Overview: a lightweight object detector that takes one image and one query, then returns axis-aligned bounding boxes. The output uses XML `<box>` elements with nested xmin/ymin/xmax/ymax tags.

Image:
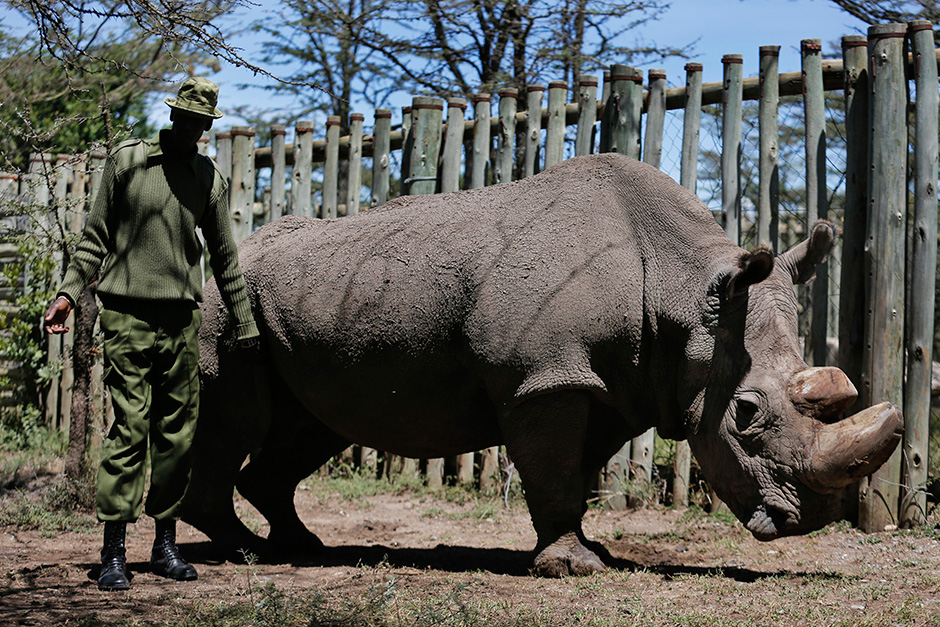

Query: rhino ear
<box><xmin>720</xmin><ymin>246</ymin><xmax>775</xmax><ymax>300</ymax></box>
<box><xmin>776</xmin><ymin>220</ymin><xmax>839</xmax><ymax>285</ymax></box>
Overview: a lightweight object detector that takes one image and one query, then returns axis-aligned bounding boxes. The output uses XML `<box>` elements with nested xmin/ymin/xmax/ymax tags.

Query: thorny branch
<box><xmin>7</xmin><ymin>0</ymin><xmax>330</xmax><ymax>92</ymax></box>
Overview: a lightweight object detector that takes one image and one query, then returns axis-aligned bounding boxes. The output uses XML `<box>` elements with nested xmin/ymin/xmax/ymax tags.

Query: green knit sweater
<box><xmin>58</xmin><ymin>131</ymin><xmax>259</xmax><ymax>340</ymax></box>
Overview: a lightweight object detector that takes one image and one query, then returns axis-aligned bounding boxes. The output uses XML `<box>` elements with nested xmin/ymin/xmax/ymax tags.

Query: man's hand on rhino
<box><xmin>43</xmin><ymin>296</ymin><xmax>72</xmax><ymax>334</ymax></box>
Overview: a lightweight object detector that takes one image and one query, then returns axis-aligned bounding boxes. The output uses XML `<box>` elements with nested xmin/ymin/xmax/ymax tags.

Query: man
<box><xmin>43</xmin><ymin>77</ymin><xmax>259</xmax><ymax>591</ymax></box>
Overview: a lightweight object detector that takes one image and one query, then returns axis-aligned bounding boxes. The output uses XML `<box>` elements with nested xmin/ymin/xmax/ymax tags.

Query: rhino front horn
<box><xmin>803</xmin><ymin>402</ymin><xmax>903</xmax><ymax>494</ymax></box>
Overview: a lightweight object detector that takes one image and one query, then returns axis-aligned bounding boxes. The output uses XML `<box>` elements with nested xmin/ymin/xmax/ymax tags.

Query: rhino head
<box><xmin>682</xmin><ymin>220</ymin><xmax>902</xmax><ymax>539</ymax></box>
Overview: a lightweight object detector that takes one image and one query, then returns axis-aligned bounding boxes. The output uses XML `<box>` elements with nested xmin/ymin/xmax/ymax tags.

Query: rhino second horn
<box><xmin>788</xmin><ymin>367</ymin><xmax>858</xmax><ymax>421</ymax></box>
<box><xmin>803</xmin><ymin>401</ymin><xmax>903</xmax><ymax>494</ymax></box>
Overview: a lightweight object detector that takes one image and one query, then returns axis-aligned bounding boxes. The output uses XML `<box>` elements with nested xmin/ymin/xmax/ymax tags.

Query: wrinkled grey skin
<box><xmin>183</xmin><ymin>153</ymin><xmax>901</xmax><ymax>577</ymax></box>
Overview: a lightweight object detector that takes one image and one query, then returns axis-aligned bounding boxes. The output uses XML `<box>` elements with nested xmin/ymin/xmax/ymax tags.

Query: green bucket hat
<box><xmin>164</xmin><ymin>77</ymin><xmax>224</xmax><ymax>119</ymax></box>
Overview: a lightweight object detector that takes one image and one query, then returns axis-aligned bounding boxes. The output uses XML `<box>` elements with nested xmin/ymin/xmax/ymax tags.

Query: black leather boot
<box><xmin>98</xmin><ymin>521</ymin><xmax>130</xmax><ymax>591</ymax></box>
<box><xmin>150</xmin><ymin>519</ymin><xmax>198</xmax><ymax>581</ymax></box>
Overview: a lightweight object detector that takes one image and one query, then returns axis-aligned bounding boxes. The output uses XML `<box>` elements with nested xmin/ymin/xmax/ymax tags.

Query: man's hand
<box><xmin>239</xmin><ymin>337</ymin><xmax>259</xmax><ymax>349</ymax></box>
<box><xmin>43</xmin><ymin>296</ymin><xmax>72</xmax><ymax>334</ymax></box>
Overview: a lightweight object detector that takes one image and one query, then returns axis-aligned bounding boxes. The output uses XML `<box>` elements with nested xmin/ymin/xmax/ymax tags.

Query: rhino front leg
<box><xmin>501</xmin><ymin>390</ymin><xmax>606</xmax><ymax>577</ymax></box>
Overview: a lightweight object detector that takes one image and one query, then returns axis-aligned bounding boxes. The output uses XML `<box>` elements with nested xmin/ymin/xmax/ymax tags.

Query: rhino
<box><xmin>183</xmin><ymin>153</ymin><xmax>902</xmax><ymax>577</ymax></box>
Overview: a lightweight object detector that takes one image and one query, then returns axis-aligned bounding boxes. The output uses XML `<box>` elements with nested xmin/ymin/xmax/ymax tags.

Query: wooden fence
<box><xmin>8</xmin><ymin>22</ymin><xmax>938</xmax><ymax>531</ymax></box>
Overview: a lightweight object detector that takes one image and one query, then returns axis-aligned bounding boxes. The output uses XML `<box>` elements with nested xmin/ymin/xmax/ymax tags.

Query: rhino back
<box><xmin>218</xmin><ymin>154</ymin><xmax>734</xmax><ymax>449</ymax></box>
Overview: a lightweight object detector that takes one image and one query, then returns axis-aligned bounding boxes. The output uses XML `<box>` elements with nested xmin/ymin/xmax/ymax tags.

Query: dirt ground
<box><xmin>3</xmin><ymin>475</ymin><xmax>940</xmax><ymax>626</ymax></box>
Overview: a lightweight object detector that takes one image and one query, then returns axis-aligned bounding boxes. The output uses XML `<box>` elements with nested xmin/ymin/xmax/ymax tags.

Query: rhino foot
<box><xmin>184</xmin><ymin>512</ymin><xmax>268</xmax><ymax>562</ymax></box>
<box><xmin>532</xmin><ymin>531</ymin><xmax>607</xmax><ymax>577</ymax></box>
<box><xmin>267</xmin><ymin>525</ymin><xmax>325</xmax><ymax>558</ymax></box>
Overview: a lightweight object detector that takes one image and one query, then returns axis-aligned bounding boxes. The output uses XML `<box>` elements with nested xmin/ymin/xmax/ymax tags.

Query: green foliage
<box><xmin>0</xmin><ymin>38</ymin><xmax>159</xmax><ymax>172</ymax></box>
<box><xmin>0</xmin><ymin>1</ymin><xmax>233</xmax><ymax>171</ymax></box>
<box><xmin>0</xmin><ymin>234</ymin><xmax>57</xmax><ymax>439</ymax></box>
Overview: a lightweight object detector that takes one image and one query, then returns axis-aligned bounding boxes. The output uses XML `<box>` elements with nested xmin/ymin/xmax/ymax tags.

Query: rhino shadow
<box><xmin>177</xmin><ymin>540</ymin><xmax>850</xmax><ymax>584</ymax></box>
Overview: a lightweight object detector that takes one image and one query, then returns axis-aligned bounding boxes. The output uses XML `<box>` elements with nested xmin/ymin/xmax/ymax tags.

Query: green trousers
<box><xmin>96</xmin><ymin>299</ymin><xmax>202</xmax><ymax>522</ymax></box>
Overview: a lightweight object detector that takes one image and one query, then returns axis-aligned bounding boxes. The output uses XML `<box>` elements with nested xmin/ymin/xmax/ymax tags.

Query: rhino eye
<box><xmin>734</xmin><ymin>398</ymin><xmax>761</xmax><ymax>430</ymax></box>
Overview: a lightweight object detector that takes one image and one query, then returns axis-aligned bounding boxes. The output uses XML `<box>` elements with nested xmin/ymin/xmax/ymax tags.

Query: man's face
<box><xmin>169</xmin><ymin>110</ymin><xmax>212</xmax><ymax>151</ymax></box>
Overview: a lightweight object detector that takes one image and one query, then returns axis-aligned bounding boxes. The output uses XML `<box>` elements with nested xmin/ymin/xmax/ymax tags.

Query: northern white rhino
<box><xmin>183</xmin><ymin>153</ymin><xmax>901</xmax><ymax>577</ymax></box>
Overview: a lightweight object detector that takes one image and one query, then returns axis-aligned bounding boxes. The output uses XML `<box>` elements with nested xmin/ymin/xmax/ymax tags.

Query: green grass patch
<box><xmin>0</xmin><ymin>487</ymin><xmax>97</xmax><ymax>536</ymax></box>
<box><xmin>302</xmin><ymin>463</ymin><xmax>525</xmax><ymax>516</ymax></box>
<box><xmin>0</xmin><ymin>419</ymin><xmax>67</xmax><ymax>487</ymax></box>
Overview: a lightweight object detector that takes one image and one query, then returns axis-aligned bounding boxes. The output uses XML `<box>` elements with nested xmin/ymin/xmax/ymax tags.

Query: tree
<box><xmin>257</xmin><ymin>0</ymin><xmax>393</xmax><ymax>126</ymax></box>
<box><xmin>256</xmin><ymin>0</ymin><xmax>692</xmax><ymax>122</ymax></box>
<box><xmin>830</xmin><ymin>0</ymin><xmax>940</xmax><ymax>43</ymax></box>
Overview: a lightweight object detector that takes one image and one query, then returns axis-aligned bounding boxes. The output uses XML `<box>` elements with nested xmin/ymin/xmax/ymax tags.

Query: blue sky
<box><xmin>194</xmin><ymin>0</ymin><xmax>871</xmax><ymax>129</ymax></box>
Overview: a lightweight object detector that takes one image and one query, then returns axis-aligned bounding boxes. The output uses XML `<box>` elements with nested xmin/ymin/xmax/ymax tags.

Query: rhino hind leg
<box><xmin>500</xmin><ymin>390</ymin><xmax>607</xmax><ymax>577</ymax></box>
<box><xmin>235</xmin><ymin>386</ymin><xmax>351</xmax><ymax>558</ymax></box>
<box><xmin>184</xmin><ymin>307</ymin><xmax>275</xmax><ymax>560</ymax></box>
<box><xmin>182</xmin><ymin>391</ymin><xmax>270</xmax><ymax>559</ymax></box>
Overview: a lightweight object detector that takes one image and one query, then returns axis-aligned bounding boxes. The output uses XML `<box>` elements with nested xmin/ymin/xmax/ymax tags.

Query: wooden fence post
<box><xmin>372</xmin><ymin>110</ymin><xmax>391</xmax><ymax>207</ymax></box>
<box><xmin>470</xmin><ymin>94</ymin><xmax>491</xmax><ymax>188</ymax></box>
<box><xmin>597</xmin><ymin>64</ymin><xmax>641</xmax><ymax>510</ymax></box>
<box><xmin>402</xmin><ymin>96</ymin><xmax>445</xmax><ymax>485</ymax></box>
<box><xmin>65</xmin><ymin>155</ymin><xmax>85</xmax><ymax>236</ymax></box>
<box><xmin>270</xmin><ymin>125</ymin><xmax>287</xmax><ymax>221</ymax></box>
<box><xmin>642</xmin><ymin>69</ymin><xmax>666</xmax><ymax>167</ymax></box>
<box><xmin>721</xmin><ymin>54</ymin><xmax>743</xmax><ymax>245</ymax></box>
<box><xmin>400</xmin><ymin>106</ymin><xmax>413</xmax><ymax>197</ymax></box>
<box><xmin>802</xmin><ymin>39</ymin><xmax>829</xmax><ymax>367</ymax></box>
<box><xmin>600</xmin><ymin>65</ymin><xmax>642</xmax><ymax>158</ymax></box>
<box><xmin>292</xmin><ymin>121</ymin><xmax>315</xmax><ymax>218</ymax></box>
<box><xmin>346</xmin><ymin>113</ymin><xmax>364</xmax><ymax>216</ymax></box>
<box><xmin>575</xmin><ymin>76</ymin><xmax>599</xmax><ymax>157</ymax></box>
<box><xmin>323</xmin><ymin>116</ymin><xmax>340</xmax><ymax>218</ymax></box>
<box><xmin>359</xmin><ymin>137</ymin><xmax>381</xmax><ymax>459</ymax></box>
<box><xmin>478</xmin><ymin>96</ymin><xmax>502</xmax><ymax>486</ymax></box>
<box><xmin>53</xmin><ymin>154</ymin><xmax>69</xmax><ymax>219</ymax></box>
<box><xmin>859</xmin><ymin>23</ymin><xmax>908</xmax><ymax>533</ymax></box>
<box><xmin>496</xmin><ymin>89</ymin><xmax>518</xmax><ymax>184</ymax></box>
<box><xmin>524</xmin><ymin>85</ymin><xmax>545</xmax><ymax>177</ymax></box>
<box><xmin>45</xmin><ymin>155</ymin><xmax>72</xmax><ymax>430</ymax></box>
<box><xmin>598</xmin><ymin>74</ymin><xmax>636</xmax><ymax>510</ymax></box>
<box><xmin>442</xmin><ymin>98</ymin><xmax>467</xmax><ymax>193</ymax></box>
<box><xmin>679</xmin><ymin>63</ymin><xmax>703</xmax><ymax>192</ymax></box>
<box><xmin>758</xmin><ymin>46</ymin><xmax>780</xmax><ymax>252</ymax></box>
<box><xmin>900</xmin><ymin>20</ymin><xmax>938</xmax><ymax>528</ymax></box>
<box><xmin>545</xmin><ymin>81</ymin><xmax>567</xmax><ymax>168</ymax></box>
<box><xmin>216</xmin><ymin>131</ymin><xmax>232</xmax><ymax>182</ymax></box>
<box><xmin>838</xmin><ymin>35</ymin><xmax>869</xmax><ymax>408</ymax></box>
<box><xmin>672</xmin><ymin>62</ymin><xmax>704</xmax><ymax>509</ymax></box>
<box><xmin>626</xmin><ymin>68</ymin><xmax>666</xmax><ymax>506</ymax></box>
<box><xmin>230</xmin><ymin>126</ymin><xmax>256</xmax><ymax>243</ymax></box>
<box><xmin>456</xmin><ymin>95</ymin><xmax>492</xmax><ymax>485</ymax></box>
<box><xmin>406</xmin><ymin>96</ymin><xmax>444</xmax><ymax>196</ymax></box>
